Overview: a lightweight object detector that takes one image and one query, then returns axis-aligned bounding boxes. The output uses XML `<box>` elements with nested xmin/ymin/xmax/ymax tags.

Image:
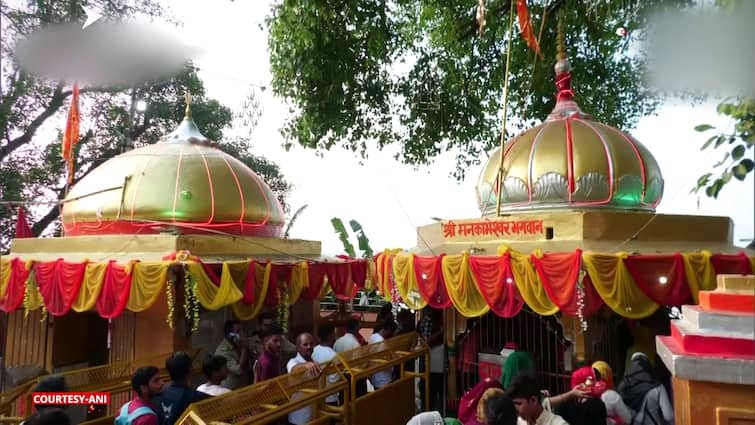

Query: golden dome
<box><xmin>477</xmin><ymin>47</ymin><xmax>663</xmax><ymax>215</ymax></box>
<box><xmin>61</xmin><ymin>103</ymin><xmax>285</xmax><ymax>237</ymax></box>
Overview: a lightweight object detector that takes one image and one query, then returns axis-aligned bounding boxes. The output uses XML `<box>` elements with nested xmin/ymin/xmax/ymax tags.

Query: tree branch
<box><xmin>0</xmin><ymin>83</ymin><xmax>129</xmax><ymax>162</ymax></box>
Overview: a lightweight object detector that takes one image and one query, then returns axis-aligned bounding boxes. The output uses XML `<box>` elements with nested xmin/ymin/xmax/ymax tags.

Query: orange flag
<box><xmin>517</xmin><ymin>0</ymin><xmax>543</xmax><ymax>59</ymax></box>
<box><xmin>62</xmin><ymin>83</ymin><xmax>80</xmax><ymax>185</ymax></box>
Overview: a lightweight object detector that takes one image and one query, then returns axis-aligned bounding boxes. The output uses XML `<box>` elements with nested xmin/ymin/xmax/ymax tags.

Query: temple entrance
<box><xmin>51</xmin><ymin>312</ymin><xmax>108</xmax><ymax>372</ymax></box>
<box><xmin>455</xmin><ymin>307</ymin><xmax>571</xmax><ymax>397</ymax></box>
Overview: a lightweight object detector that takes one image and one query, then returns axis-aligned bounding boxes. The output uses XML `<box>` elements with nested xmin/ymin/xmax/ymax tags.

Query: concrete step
<box><xmin>670</xmin><ymin>320</ymin><xmax>755</xmax><ymax>358</ymax></box>
<box><xmin>681</xmin><ymin>305</ymin><xmax>755</xmax><ymax>338</ymax></box>
<box><xmin>699</xmin><ymin>290</ymin><xmax>755</xmax><ymax>314</ymax></box>
<box><xmin>656</xmin><ymin>335</ymin><xmax>755</xmax><ymax>385</ymax></box>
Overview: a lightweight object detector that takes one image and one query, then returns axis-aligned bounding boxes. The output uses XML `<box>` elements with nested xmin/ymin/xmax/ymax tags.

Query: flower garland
<box><xmin>22</xmin><ymin>272</ymin><xmax>46</xmax><ymax>323</ymax></box>
<box><xmin>277</xmin><ymin>281</ymin><xmax>290</xmax><ymax>333</ymax></box>
<box><xmin>576</xmin><ymin>269</ymin><xmax>588</xmax><ymax>332</ymax></box>
<box><xmin>165</xmin><ymin>273</ymin><xmax>176</xmax><ymax>329</ymax></box>
<box><xmin>182</xmin><ymin>266</ymin><xmax>200</xmax><ymax>333</ymax></box>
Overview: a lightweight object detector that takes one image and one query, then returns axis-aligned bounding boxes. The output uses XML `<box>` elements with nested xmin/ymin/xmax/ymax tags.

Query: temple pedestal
<box><xmin>657</xmin><ymin>274</ymin><xmax>755</xmax><ymax>425</ymax></box>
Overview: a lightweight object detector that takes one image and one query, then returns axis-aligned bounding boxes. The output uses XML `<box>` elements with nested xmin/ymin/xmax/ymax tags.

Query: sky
<box><xmin>150</xmin><ymin>0</ymin><xmax>753</xmax><ymax>256</ymax></box>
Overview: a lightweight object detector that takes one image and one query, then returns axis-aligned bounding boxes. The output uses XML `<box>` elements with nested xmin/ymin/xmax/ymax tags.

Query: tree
<box><xmin>267</xmin><ymin>0</ymin><xmax>692</xmax><ymax>179</ymax></box>
<box><xmin>693</xmin><ymin>98</ymin><xmax>754</xmax><ymax>198</ymax></box>
<box><xmin>0</xmin><ymin>1</ymin><xmax>291</xmax><ymax>253</ymax></box>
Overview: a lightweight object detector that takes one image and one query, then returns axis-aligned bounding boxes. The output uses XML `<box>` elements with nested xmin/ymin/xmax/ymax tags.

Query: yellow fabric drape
<box><xmin>392</xmin><ymin>254</ymin><xmax>428</xmax><ymax>310</ymax></box>
<box><xmin>24</xmin><ymin>271</ymin><xmax>44</xmax><ymax>311</ymax></box>
<box><xmin>232</xmin><ymin>262</ymin><xmax>271</xmax><ymax>320</ymax></box>
<box><xmin>288</xmin><ymin>262</ymin><xmax>308</xmax><ymax>305</ymax></box>
<box><xmin>188</xmin><ymin>262</ymin><xmax>243</xmax><ymax>311</ymax></box>
<box><xmin>498</xmin><ymin>246</ymin><xmax>559</xmax><ymax>315</ymax></box>
<box><xmin>0</xmin><ymin>257</ymin><xmax>10</xmax><ymax>301</ymax></box>
<box><xmin>583</xmin><ymin>252</ymin><xmax>659</xmax><ymax>319</ymax></box>
<box><xmin>441</xmin><ymin>254</ymin><xmax>489</xmax><ymax>317</ymax></box>
<box><xmin>127</xmin><ymin>262</ymin><xmax>169</xmax><ymax>312</ymax></box>
<box><xmin>365</xmin><ymin>259</ymin><xmax>377</xmax><ymax>291</ymax></box>
<box><xmin>73</xmin><ymin>262</ymin><xmax>107</xmax><ymax>312</ymax></box>
<box><xmin>681</xmin><ymin>251</ymin><xmax>717</xmax><ymax>303</ymax></box>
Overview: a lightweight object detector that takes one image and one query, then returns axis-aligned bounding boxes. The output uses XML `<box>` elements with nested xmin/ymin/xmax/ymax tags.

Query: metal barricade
<box><xmin>175</xmin><ymin>361</ymin><xmax>348</xmax><ymax>425</ymax></box>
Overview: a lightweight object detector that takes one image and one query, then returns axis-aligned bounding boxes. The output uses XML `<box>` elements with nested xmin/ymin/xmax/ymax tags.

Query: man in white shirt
<box><xmin>506</xmin><ymin>374</ymin><xmax>568</xmax><ymax>425</ymax></box>
<box><xmin>287</xmin><ymin>333</ymin><xmax>321</xmax><ymax>425</ymax></box>
<box><xmin>368</xmin><ymin>320</ymin><xmax>397</xmax><ymax>390</ymax></box>
<box><xmin>311</xmin><ymin>324</ymin><xmax>339</xmax><ymax>406</ymax></box>
<box><xmin>196</xmin><ymin>354</ymin><xmax>231</xmax><ymax>396</ymax></box>
<box><xmin>333</xmin><ymin>319</ymin><xmax>362</xmax><ymax>353</ymax></box>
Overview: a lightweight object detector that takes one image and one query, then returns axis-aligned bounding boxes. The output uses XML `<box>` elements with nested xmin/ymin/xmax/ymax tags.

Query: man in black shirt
<box><xmin>155</xmin><ymin>352</ymin><xmax>211</xmax><ymax>425</ymax></box>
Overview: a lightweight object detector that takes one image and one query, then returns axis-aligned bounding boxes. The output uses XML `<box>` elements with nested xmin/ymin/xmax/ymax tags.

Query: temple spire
<box><xmin>184</xmin><ymin>90</ymin><xmax>192</xmax><ymax>119</ymax></box>
<box><xmin>545</xmin><ymin>16</ymin><xmax>589</xmax><ymax>121</ymax></box>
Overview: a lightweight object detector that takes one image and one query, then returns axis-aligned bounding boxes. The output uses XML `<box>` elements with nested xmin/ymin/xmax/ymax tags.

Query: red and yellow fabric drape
<box><xmin>0</xmin><ymin>255</ymin><xmax>370</xmax><ymax>321</ymax></box>
<box><xmin>374</xmin><ymin>249</ymin><xmax>754</xmax><ymax>319</ymax></box>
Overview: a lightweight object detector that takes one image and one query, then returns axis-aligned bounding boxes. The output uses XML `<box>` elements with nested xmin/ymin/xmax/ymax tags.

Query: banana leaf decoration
<box><xmin>331</xmin><ymin>217</ymin><xmax>357</xmax><ymax>257</ymax></box>
<box><xmin>349</xmin><ymin>219</ymin><xmax>374</xmax><ymax>258</ymax></box>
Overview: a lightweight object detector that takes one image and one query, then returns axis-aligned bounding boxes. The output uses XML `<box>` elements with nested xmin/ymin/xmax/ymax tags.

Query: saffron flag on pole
<box><xmin>62</xmin><ymin>82</ymin><xmax>80</xmax><ymax>185</ymax></box>
<box><xmin>15</xmin><ymin>207</ymin><xmax>33</xmax><ymax>238</ymax></box>
<box><xmin>516</xmin><ymin>0</ymin><xmax>543</xmax><ymax>59</ymax></box>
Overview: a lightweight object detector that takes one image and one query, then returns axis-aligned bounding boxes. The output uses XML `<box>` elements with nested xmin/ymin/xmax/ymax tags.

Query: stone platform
<box><xmin>657</xmin><ymin>274</ymin><xmax>755</xmax><ymax>425</ymax></box>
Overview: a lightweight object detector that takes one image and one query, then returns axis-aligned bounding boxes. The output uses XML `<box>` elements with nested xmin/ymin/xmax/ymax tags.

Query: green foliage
<box><xmin>692</xmin><ymin>98</ymin><xmax>754</xmax><ymax>199</ymax></box>
<box><xmin>349</xmin><ymin>219</ymin><xmax>374</xmax><ymax>258</ymax></box>
<box><xmin>284</xmin><ymin>204</ymin><xmax>308</xmax><ymax>238</ymax></box>
<box><xmin>330</xmin><ymin>217</ymin><xmax>357</xmax><ymax>257</ymax></box>
<box><xmin>267</xmin><ymin>0</ymin><xmax>692</xmax><ymax>179</ymax></box>
<box><xmin>330</xmin><ymin>217</ymin><xmax>374</xmax><ymax>258</ymax></box>
<box><xmin>0</xmin><ymin>0</ymin><xmax>291</xmax><ymax>253</ymax></box>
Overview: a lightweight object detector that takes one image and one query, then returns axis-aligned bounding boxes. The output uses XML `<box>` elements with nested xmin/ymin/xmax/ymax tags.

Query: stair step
<box><xmin>698</xmin><ymin>290</ymin><xmax>754</xmax><ymax>314</ymax></box>
<box><xmin>681</xmin><ymin>305</ymin><xmax>755</xmax><ymax>337</ymax></box>
<box><xmin>670</xmin><ymin>320</ymin><xmax>755</xmax><ymax>358</ymax></box>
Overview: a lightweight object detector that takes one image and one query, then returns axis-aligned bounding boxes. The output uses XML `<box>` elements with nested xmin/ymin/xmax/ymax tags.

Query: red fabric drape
<box><xmin>624</xmin><ymin>253</ymin><xmax>690</xmax><ymax>306</ymax></box>
<box><xmin>350</xmin><ymin>261</ymin><xmax>368</xmax><ymax>289</ymax></box>
<box><xmin>469</xmin><ymin>254</ymin><xmax>524</xmax><ymax>318</ymax></box>
<box><xmin>300</xmin><ymin>263</ymin><xmax>328</xmax><ymax>301</ymax></box>
<box><xmin>15</xmin><ymin>207</ymin><xmax>33</xmax><ymax>238</ymax></box>
<box><xmin>326</xmin><ymin>263</ymin><xmax>354</xmax><ymax>301</ymax></box>
<box><xmin>264</xmin><ymin>264</ymin><xmax>291</xmax><ymax>308</ymax></box>
<box><xmin>239</xmin><ymin>261</ymin><xmax>257</xmax><ymax>305</ymax></box>
<box><xmin>34</xmin><ymin>259</ymin><xmax>87</xmax><ymax>316</ymax></box>
<box><xmin>711</xmin><ymin>252</ymin><xmax>753</xmax><ymax>275</ymax></box>
<box><xmin>96</xmin><ymin>261</ymin><xmax>132</xmax><ymax>318</ymax></box>
<box><xmin>414</xmin><ymin>255</ymin><xmax>452</xmax><ymax>308</ymax></box>
<box><xmin>1</xmin><ymin>258</ymin><xmax>31</xmax><ymax>312</ymax></box>
<box><xmin>532</xmin><ymin>250</ymin><xmax>602</xmax><ymax>316</ymax></box>
<box><xmin>201</xmin><ymin>262</ymin><xmax>222</xmax><ymax>286</ymax></box>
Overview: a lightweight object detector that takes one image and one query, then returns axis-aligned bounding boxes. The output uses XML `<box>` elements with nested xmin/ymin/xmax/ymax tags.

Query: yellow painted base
<box><xmin>673</xmin><ymin>378</ymin><xmax>755</xmax><ymax>425</ymax></box>
<box><xmin>9</xmin><ymin>233</ymin><xmax>322</xmax><ymax>262</ymax></box>
<box><xmin>416</xmin><ymin>210</ymin><xmax>743</xmax><ymax>255</ymax></box>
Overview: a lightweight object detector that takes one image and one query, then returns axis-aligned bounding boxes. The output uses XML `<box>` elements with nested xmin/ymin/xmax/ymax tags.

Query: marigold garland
<box><xmin>23</xmin><ymin>272</ymin><xmax>36</xmax><ymax>319</ymax></box>
<box><xmin>576</xmin><ymin>269</ymin><xmax>588</xmax><ymax>332</ymax></box>
<box><xmin>165</xmin><ymin>274</ymin><xmax>176</xmax><ymax>329</ymax></box>
<box><xmin>182</xmin><ymin>265</ymin><xmax>200</xmax><ymax>333</ymax></box>
<box><xmin>277</xmin><ymin>281</ymin><xmax>290</xmax><ymax>333</ymax></box>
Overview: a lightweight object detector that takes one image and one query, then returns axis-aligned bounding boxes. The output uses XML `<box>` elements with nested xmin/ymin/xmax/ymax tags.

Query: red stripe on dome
<box><xmin>599</xmin><ymin>122</ymin><xmax>647</xmax><ymax>202</ymax></box>
<box><xmin>195</xmin><ymin>146</ymin><xmax>216</xmax><ymax>224</ymax></box>
<box><xmin>221</xmin><ymin>156</ymin><xmax>246</xmax><ymax>224</ymax></box>
<box><xmin>573</xmin><ymin>118</ymin><xmax>614</xmax><ymax>205</ymax></box>
<box><xmin>243</xmin><ymin>161</ymin><xmax>271</xmax><ymax>226</ymax></box>
<box><xmin>129</xmin><ymin>153</ymin><xmax>157</xmax><ymax>221</ymax></box>
<box><xmin>565</xmin><ymin>118</ymin><xmax>575</xmax><ymax>200</ymax></box>
<box><xmin>64</xmin><ymin>220</ymin><xmax>283</xmax><ymax>237</ymax></box>
<box><xmin>172</xmin><ymin>148</ymin><xmax>185</xmax><ymax>222</ymax></box>
<box><xmin>526</xmin><ymin>124</ymin><xmax>549</xmax><ymax>203</ymax></box>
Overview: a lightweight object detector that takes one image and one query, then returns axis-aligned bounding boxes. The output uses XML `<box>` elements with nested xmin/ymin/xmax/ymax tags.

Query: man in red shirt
<box><xmin>253</xmin><ymin>325</ymin><xmax>284</xmax><ymax>383</ymax></box>
<box><xmin>116</xmin><ymin>366</ymin><xmax>163</xmax><ymax>425</ymax></box>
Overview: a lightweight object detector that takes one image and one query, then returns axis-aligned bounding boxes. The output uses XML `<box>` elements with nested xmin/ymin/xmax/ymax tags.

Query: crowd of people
<box><xmin>20</xmin><ymin>303</ymin><xmax>673</xmax><ymax>425</ymax></box>
<box><xmin>411</xmin><ymin>348</ymin><xmax>674</xmax><ymax>425</ymax></box>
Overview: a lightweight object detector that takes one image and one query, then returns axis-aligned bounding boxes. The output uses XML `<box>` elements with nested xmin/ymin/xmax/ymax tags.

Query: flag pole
<box><xmin>495</xmin><ymin>0</ymin><xmax>517</xmax><ymax>217</ymax></box>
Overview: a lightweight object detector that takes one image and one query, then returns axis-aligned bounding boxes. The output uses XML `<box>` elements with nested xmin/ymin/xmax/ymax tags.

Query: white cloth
<box><xmin>516</xmin><ymin>408</ymin><xmax>569</xmax><ymax>425</ymax></box>
<box><xmin>287</xmin><ymin>353</ymin><xmax>313</xmax><ymax>425</ymax></box>
<box><xmin>602</xmin><ymin>389</ymin><xmax>632</xmax><ymax>425</ymax></box>
<box><xmin>334</xmin><ymin>333</ymin><xmax>360</xmax><ymax>353</ymax></box>
<box><xmin>196</xmin><ymin>383</ymin><xmax>230</xmax><ymax>396</ymax></box>
<box><xmin>368</xmin><ymin>333</ymin><xmax>392</xmax><ymax>389</ymax></box>
<box><xmin>406</xmin><ymin>411</ymin><xmax>443</xmax><ymax>425</ymax></box>
<box><xmin>312</xmin><ymin>345</ymin><xmax>339</xmax><ymax>404</ymax></box>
